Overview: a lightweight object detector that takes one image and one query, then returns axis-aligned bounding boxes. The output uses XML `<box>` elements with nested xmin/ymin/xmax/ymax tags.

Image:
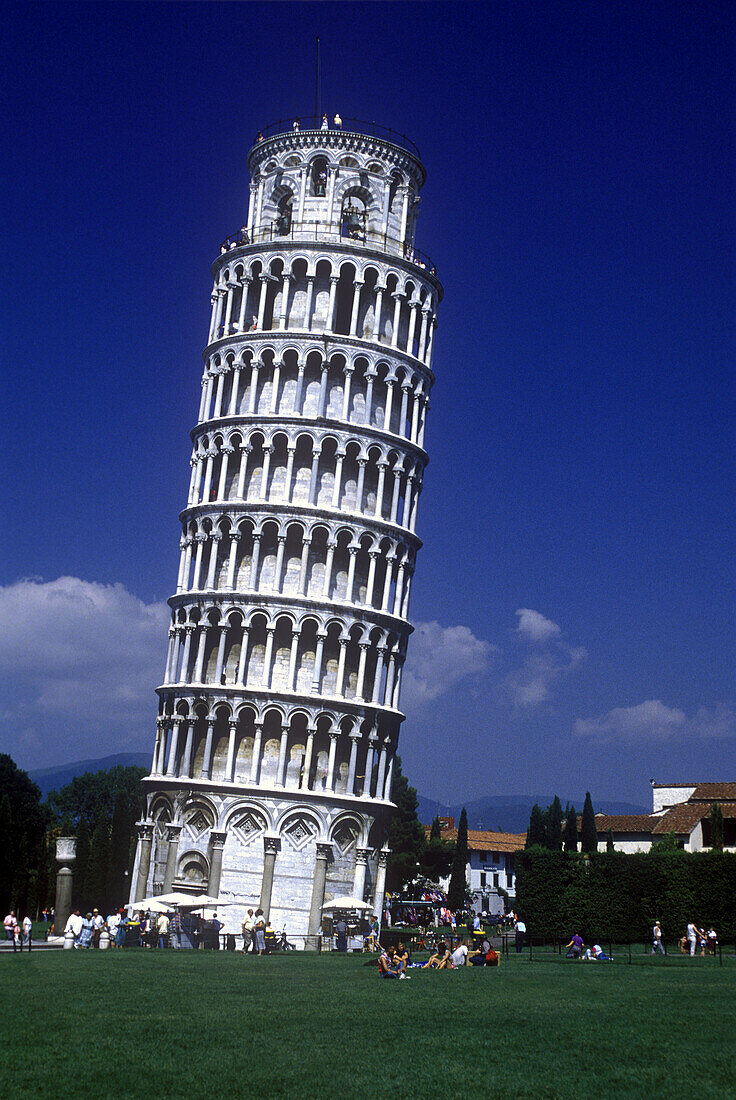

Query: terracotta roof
<box><xmin>595</xmin><ymin>813</ymin><xmax>656</xmax><ymax>834</ymax></box>
<box><xmin>689</xmin><ymin>783</ymin><xmax>736</xmax><ymax>802</ymax></box>
<box><xmin>652</xmin><ymin>803</ymin><xmax>707</xmax><ymax>834</ymax></box>
<box><xmin>424</xmin><ymin>826</ymin><xmax>526</xmax><ymax>852</ymax></box>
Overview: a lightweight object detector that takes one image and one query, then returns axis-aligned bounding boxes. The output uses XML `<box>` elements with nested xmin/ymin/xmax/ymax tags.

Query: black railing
<box><xmin>253</xmin><ymin>117</ymin><xmax>422</xmax><ymax>161</ymax></box>
<box><xmin>218</xmin><ymin>220</ymin><xmax>437</xmax><ymax>277</ymax></box>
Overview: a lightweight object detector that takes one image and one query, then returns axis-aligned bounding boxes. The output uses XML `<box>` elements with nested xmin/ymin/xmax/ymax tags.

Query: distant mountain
<box><xmin>29</xmin><ymin>753</ymin><xmax>150</xmax><ymax>796</ymax></box>
<box><xmin>416</xmin><ymin>793</ymin><xmax>649</xmax><ymax>834</ymax></box>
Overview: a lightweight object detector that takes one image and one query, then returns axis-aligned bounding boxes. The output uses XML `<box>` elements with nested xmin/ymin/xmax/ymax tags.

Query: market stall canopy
<box><xmin>321</xmin><ymin>896</ymin><xmax>372</xmax><ymax>911</ymax></box>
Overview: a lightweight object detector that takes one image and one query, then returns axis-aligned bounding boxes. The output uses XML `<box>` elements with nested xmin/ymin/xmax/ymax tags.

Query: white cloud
<box><xmin>401</xmin><ymin>621</ymin><xmax>495</xmax><ymax>708</ymax></box>
<box><xmin>515</xmin><ymin>608</ymin><xmax>561</xmax><ymax>643</ymax></box>
<box><xmin>0</xmin><ymin>577</ymin><xmax>169</xmax><ymax>767</ymax></box>
<box><xmin>504</xmin><ymin>645</ymin><xmax>586</xmax><ymax>709</ymax></box>
<box><xmin>574</xmin><ymin>700</ymin><xmax>736</xmax><ymax>742</ymax></box>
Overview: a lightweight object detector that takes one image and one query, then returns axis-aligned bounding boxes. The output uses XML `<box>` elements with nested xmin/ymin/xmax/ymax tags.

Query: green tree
<box><xmin>386</xmin><ymin>757</ymin><xmax>426</xmax><ymax>892</ymax></box>
<box><xmin>447</xmin><ymin>807</ymin><xmax>469</xmax><ymax>911</ymax></box>
<box><xmin>107</xmin><ymin>791</ymin><xmax>134</xmax><ymax>907</ymax></box>
<box><xmin>85</xmin><ymin>813</ymin><xmax>111</xmax><ymax>911</ymax></box>
<box><xmin>47</xmin><ymin>765</ymin><xmax>146</xmax><ymax>830</ymax></box>
<box><xmin>0</xmin><ymin>755</ymin><xmax>47</xmax><ymax>915</ymax></box>
<box><xmin>420</xmin><ymin>815</ymin><xmax>454</xmax><ymax>882</ymax></box>
<box><xmin>580</xmin><ymin>792</ymin><xmax>597</xmax><ymax>854</ymax></box>
<box><xmin>606</xmin><ymin>828</ymin><xmax>615</xmax><ymax>853</ymax></box>
<box><xmin>547</xmin><ymin>796</ymin><xmax>563</xmax><ymax>851</ymax></box>
<box><xmin>75</xmin><ymin>816</ymin><xmax>91</xmax><ymax>910</ymax></box>
<box><xmin>710</xmin><ymin>802</ymin><xmax>724</xmax><ymax>851</ymax></box>
<box><xmin>526</xmin><ymin>803</ymin><xmax>547</xmax><ymax>848</ymax></box>
<box><xmin>563</xmin><ymin>803</ymin><xmax>577</xmax><ymax>851</ymax></box>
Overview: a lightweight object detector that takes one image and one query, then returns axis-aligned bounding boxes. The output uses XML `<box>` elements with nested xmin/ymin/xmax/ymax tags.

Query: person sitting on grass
<box><xmin>394</xmin><ymin>942</ymin><xmax>409</xmax><ymax>976</ymax></box>
<box><xmin>451</xmin><ymin>940</ymin><xmax>470</xmax><ymax>968</ymax></box>
<box><xmin>583</xmin><ymin>943</ymin><xmax>612</xmax><ymax>962</ymax></box>
<box><xmin>378</xmin><ymin>947</ymin><xmax>399</xmax><ymax>978</ymax></box>
<box><xmin>565</xmin><ymin>933</ymin><xmax>584</xmax><ymax>959</ymax></box>
<box><xmin>422</xmin><ymin>941</ymin><xmax>451</xmax><ymax>969</ymax></box>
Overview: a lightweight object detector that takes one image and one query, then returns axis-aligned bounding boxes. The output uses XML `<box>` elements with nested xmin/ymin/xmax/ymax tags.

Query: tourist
<box><xmin>4</xmin><ymin>910</ymin><xmax>17</xmax><ymax>942</ymax></box>
<box><xmin>566</xmin><ymin>932</ymin><xmax>584</xmax><ymax>959</ymax></box>
<box><xmin>583</xmin><ymin>944</ymin><xmax>612</xmax><ymax>961</ymax></box>
<box><xmin>651</xmin><ymin>920</ymin><xmax>665</xmax><ymax>955</ymax></box>
<box><xmin>378</xmin><ymin>947</ymin><xmax>398</xmax><ymax>978</ymax></box>
<box><xmin>422</xmin><ymin>941</ymin><xmax>451</xmax><ymax>969</ymax></box>
<box><xmin>21</xmin><ymin>914</ymin><xmax>32</xmax><ymax>951</ymax></box>
<box><xmin>78</xmin><ymin>913</ymin><xmax>94</xmax><ymax>948</ymax></box>
<box><xmin>451</xmin><ymin>940</ymin><xmax>469</xmax><ymax>968</ymax></box>
<box><xmin>707</xmin><ymin>927</ymin><xmax>718</xmax><ymax>955</ymax></box>
<box><xmin>686</xmin><ymin>920</ymin><xmax>698</xmax><ymax>957</ymax></box>
<box><xmin>170</xmin><ymin>907</ymin><xmax>182</xmax><ymax>949</ymax></box>
<box><xmin>257</xmin><ymin>131</ymin><xmax>264</xmax><ymax>142</ymax></box>
<box><xmin>514</xmin><ymin>915</ymin><xmax>526</xmax><ymax>953</ymax></box>
<box><xmin>293</xmin><ymin>118</ymin><xmax>300</xmax><ymax>132</ymax></box>
<box><xmin>254</xmin><ymin>908</ymin><xmax>266</xmax><ymax>955</ymax></box>
<box><xmin>127</xmin><ymin>911</ymin><xmax>141</xmax><ymax>947</ymax></box>
<box><xmin>334</xmin><ymin>916</ymin><xmax>348</xmax><ymax>953</ymax></box>
<box><xmin>333</xmin><ymin>113</ymin><xmax>342</xmax><ymax>128</ymax></box>
<box><xmin>394</xmin><ymin>942</ymin><xmax>409</xmax><ymax>975</ymax></box>
<box><xmin>65</xmin><ymin>908</ymin><xmax>83</xmax><ymax>946</ymax></box>
<box><xmin>697</xmin><ymin>928</ymin><xmax>707</xmax><ymax>956</ymax></box>
<box><xmin>366</xmin><ymin>914</ymin><xmax>379</xmax><ymax>951</ymax></box>
<box><xmin>92</xmin><ymin>909</ymin><xmax>105</xmax><ymax>948</ymax></box>
<box><xmin>157</xmin><ymin>910</ymin><xmax>170</xmax><ymax>949</ymax></box>
<box><xmin>242</xmin><ymin>908</ymin><xmax>254</xmax><ymax>953</ymax></box>
<box><xmin>678</xmin><ymin>934</ymin><xmax>688</xmax><ymax>954</ymax></box>
<box><xmin>321</xmin><ymin>114</ymin><xmax>329</xmax><ymax>130</ymax></box>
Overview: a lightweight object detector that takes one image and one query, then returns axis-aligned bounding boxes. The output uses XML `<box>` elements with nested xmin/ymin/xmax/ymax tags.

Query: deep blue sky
<box><xmin>2</xmin><ymin>1</ymin><xmax>735</xmax><ymax>808</ymax></box>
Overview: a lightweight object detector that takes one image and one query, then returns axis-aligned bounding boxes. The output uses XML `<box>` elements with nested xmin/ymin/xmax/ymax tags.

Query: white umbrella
<box><xmin>321</xmin><ymin>896</ymin><xmax>372</xmax><ymax>911</ymax></box>
<box><xmin>186</xmin><ymin>894</ymin><xmax>234</xmax><ymax>909</ymax></box>
<box><xmin>126</xmin><ymin>898</ymin><xmax>172</xmax><ymax>913</ymax></box>
<box><xmin>153</xmin><ymin>891</ymin><xmax>203</xmax><ymax>906</ymax></box>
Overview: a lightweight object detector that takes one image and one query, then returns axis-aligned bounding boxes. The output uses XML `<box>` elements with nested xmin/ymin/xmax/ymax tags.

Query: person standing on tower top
<box><xmin>293</xmin><ymin>117</ymin><xmax>300</xmax><ymax>132</ymax></box>
<box><xmin>333</xmin><ymin>113</ymin><xmax>342</xmax><ymax>128</ymax></box>
<box><xmin>321</xmin><ymin>114</ymin><xmax>329</xmax><ymax>130</ymax></box>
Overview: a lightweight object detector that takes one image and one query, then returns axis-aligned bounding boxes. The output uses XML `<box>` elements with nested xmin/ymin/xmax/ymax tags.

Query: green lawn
<box><xmin>2</xmin><ymin>950</ymin><xmax>734</xmax><ymax>1098</ymax></box>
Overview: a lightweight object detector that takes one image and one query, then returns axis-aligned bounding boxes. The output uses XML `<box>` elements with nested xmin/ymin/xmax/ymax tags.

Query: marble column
<box><xmin>163</xmin><ymin>824</ymin><xmax>183</xmax><ymax>892</ymax></box>
<box><xmin>133</xmin><ymin>822</ymin><xmax>154</xmax><ymax>903</ymax></box>
<box><xmin>307</xmin><ymin>841</ymin><xmax>333</xmax><ymax>943</ymax></box>
<box><xmin>54</xmin><ymin>836</ymin><xmax>77</xmax><ymax>936</ymax></box>
<box><xmin>352</xmin><ymin>847</ymin><xmax>370</xmax><ymax>902</ymax></box>
<box><xmin>259</xmin><ymin>836</ymin><xmax>281</xmax><ymax>921</ymax></box>
<box><xmin>208</xmin><ymin>831</ymin><xmax>228</xmax><ymax>898</ymax></box>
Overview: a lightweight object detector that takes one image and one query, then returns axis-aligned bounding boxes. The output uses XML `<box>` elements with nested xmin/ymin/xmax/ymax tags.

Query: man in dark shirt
<box><xmin>335</xmin><ymin>918</ymin><xmax>348</xmax><ymax>953</ymax></box>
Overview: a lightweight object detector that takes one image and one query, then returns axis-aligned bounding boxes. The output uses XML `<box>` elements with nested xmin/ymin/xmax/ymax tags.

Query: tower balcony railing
<box><xmin>219</xmin><ymin>220</ymin><xmax>437</xmax><ymax>278</ymax></box>
<box><xmin>252</xmin><ymin>117</ymin><xmax>422</xmax><ymax>161</ymax></box>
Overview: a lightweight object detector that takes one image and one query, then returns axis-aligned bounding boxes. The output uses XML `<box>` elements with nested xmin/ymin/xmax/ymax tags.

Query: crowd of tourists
<box><xmin>62</xmin><ymin>907</ymin><xmax>225</xmax><ymax>949</ymax></box>
<box><xmin>378</xmin><ymin>936</ymin><xmax>500</xmax><ymax>978</ymax></box>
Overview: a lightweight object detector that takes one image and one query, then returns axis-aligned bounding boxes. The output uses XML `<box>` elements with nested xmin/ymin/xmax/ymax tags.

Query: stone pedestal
<box><xmin>54</xmin><ymin>836</ymin><xmax>77</xmax><ymax>934</ymax></box>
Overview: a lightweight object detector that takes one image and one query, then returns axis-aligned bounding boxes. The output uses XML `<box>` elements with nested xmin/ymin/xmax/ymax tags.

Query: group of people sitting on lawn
<box><xmin>378</xmin><ymin>938</ymin><xmax>500</xmax><ymax>976</ymax></box>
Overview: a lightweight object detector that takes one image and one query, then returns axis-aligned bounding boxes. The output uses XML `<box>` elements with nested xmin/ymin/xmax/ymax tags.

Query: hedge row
<box><xmin>515</xmin><ymin>848</ymin><xmax>736</xmax><ymax>942</ymax></box>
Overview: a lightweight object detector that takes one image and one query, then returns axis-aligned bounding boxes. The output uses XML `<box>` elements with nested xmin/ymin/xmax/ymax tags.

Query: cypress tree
<box><xmin>430</xmin><ymin>816</ymin><xmax>442</xmax><ymax>842</ymax></box>
<box><xmin>0</xmin><ymin>794</ymin><xmax>13</xmax><ymax>912</ymax></box>
<box><xmin>421</xmin><ymin>816</ymin><xmax>454</xmax><ymax>882</ymax></box>
<box><xmin>385</xmin><ymin>757</ymin><xmax>426</xmax><ymax>892</ymax></box>
<box><xmin>580</xmin><ymin>792</ymin><xmax>597</xmax><ymax>854</ymax></box>
<box><xmin>526</xmin><ymin>803</ymin><xmax>547</xmax><ymax>848</ymax></box>
<box><xmin>85</xmin><ymin>813</ymin><xmax>111</xmax><ymax>912</ymax></box>
<box><xmin>107</xmin><ymin>791</ymin><xmax>133</xmax><ymax>907</ymax></box>
<box><xmin>75</xmin><ymin>816</ymin><xmax>91</xmax><ymax>910</ymax></box>
<box><xmin>548</xmin><ymin>796</ymin><xmax>563</xmax><ymax>851</ymax></box>
<box><xmin>563</xmin><ymin>803</ymin><xmax>577</xmax><ymax>851</ymax></box>
<box><xmin>447</xmin><ymin>807</ymin><xmax>469</xmax><ymax>912</ymax></box>
<box><xmin>606</xmin><ymin>828</ymin><xmax>615</xmax><ymax>853</ymax></box>
<box><xmin>710</xmin><ymin>802</ymin><xmax>724</xmax><ymax>851</ymax></box>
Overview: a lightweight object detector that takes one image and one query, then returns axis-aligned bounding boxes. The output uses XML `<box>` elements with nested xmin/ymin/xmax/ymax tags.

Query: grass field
<box><xmin>2</xmin><ymin>950</ymin><xmax>734</xmax><ymax>1099</ymax></box>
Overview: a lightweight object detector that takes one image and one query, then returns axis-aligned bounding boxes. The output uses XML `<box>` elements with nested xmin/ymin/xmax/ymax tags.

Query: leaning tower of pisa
<box><xmin>129</xmin><ymin>117</ymin><xmax>441</xmax><ymax>943</ymax></box>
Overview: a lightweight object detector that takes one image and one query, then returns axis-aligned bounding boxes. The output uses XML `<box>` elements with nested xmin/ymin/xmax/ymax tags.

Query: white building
<box><xmin>595</xmin><ymin>782</ymin><xmax>736</xmax><ymax>853</ymax></box>
<box><xmin>129</xmin><ymin>118</ymin><xmax>442</xmax><ymax>944</ymax></box>
<box><xmin>428</xmin><ymin>821</ymin><xmax>526</xmax><ymax>915</ymax></box>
